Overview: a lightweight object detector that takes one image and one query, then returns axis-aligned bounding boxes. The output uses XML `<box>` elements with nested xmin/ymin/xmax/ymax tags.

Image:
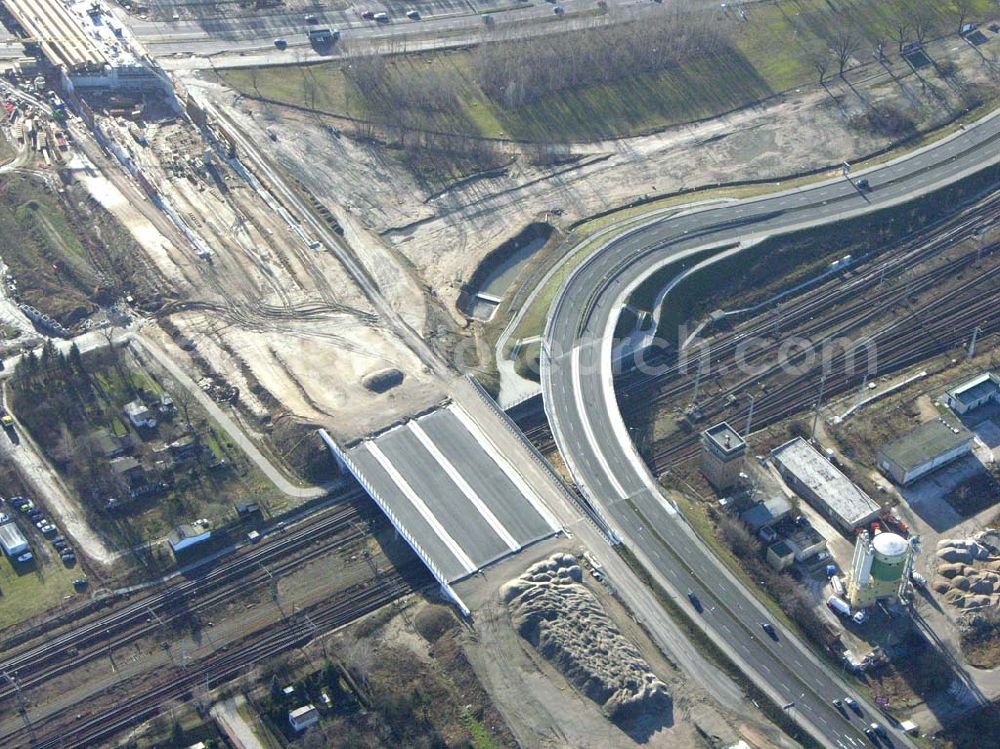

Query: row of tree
<box><xmin>474</xmin><ymin>9</ymin><xmax>728</xmax><ymax>109</ymax></box>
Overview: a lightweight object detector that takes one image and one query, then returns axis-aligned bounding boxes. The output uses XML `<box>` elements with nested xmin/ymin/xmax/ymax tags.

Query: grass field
<box><xmin>219</xmin><ymin>0</ymin><xmax>995</xmax><ymax>143</ymax></box>
<box><xmin>0</xmin><ymin>535</ymin><xmax>82</xmax><ymax>631</ymax></box>
<box><xmin>0</xmin><ymin>175</ymin><xmax>152</xmax><ymax>327</ymax></box>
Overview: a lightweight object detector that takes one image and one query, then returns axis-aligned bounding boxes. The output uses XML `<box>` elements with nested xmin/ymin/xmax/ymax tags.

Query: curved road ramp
<box><xmin>321</xmin><ymin>403</ymin><xmax>562</xmax><ymax>614</ymax></box>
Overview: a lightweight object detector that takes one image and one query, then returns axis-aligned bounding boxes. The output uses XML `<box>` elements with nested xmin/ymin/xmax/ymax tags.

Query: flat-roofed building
<box><xmin>701</xmin><ymin>422</ymin><xmax>746</xmax><ymax>491</ymax></box>
<box><xmin>771</xmin><ymin>437</ymin><xmax>880</xmax><ymax>533</ymax></box>
<box><xmin>2</xmin><ymin>0</ymin><xmax>163</xmax><ymax>91</ymax></box>
<box><xmin>877</xmin><ymin>417</ymin><xmax>975</xmax><ymax>486</ymax></box>
<box><xmin>944</xmin><ymin>371</ymin><xmax>1000</xmax><ymax>415</ymax></box>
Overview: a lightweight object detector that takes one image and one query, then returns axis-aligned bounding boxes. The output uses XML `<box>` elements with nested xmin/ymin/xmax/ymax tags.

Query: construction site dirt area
<box><xmin>200</xmin><ymin>22</ymin><xmax>1000</xmax><ymax>324</ymax></box>
<box><xmin>78</xmin><ymin>101</ymin><xmax>445</xmax><ymax>443</ymax></box>
<box><xmin>454</xmin><ymin>544</ymin><xmax>765</xmax><ymax>749</ymax></box>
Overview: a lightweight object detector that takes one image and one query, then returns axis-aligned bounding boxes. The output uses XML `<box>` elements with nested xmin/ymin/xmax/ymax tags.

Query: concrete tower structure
<box><xmin>700</xmin><ymin>422</ymin><xmax>746</xmax><ymax>492</ymax></box>
<box><xmin>847</xmin><ymin>530</ymin><xmax>911</xmax><ymax>608</ymax></box>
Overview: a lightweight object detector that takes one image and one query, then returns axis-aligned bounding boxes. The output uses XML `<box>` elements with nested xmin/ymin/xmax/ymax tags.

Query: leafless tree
<box><xmin>894</xmin><ymin>19</ymin><xmax>910</xmax><ymax>55</ymax></box>
<box><xmin>833</xmin><ymin>25</ymin><xmax>862</xmax><ymax>78</ymax></box>
<box><xmin>954</xmin><ymin>0</ymin><xmax>977</xmax><ymax>34</ymax></box>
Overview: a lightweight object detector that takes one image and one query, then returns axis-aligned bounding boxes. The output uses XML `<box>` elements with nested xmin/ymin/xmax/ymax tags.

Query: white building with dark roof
<box><xmin>944</xmin><ymin>371</ymin><xmax>1000</xmax><ymax>415</ymax></box>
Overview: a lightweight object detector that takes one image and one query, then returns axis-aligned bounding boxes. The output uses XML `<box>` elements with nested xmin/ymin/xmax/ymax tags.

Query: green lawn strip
<box><xmin>218</xmin><ymin>0</ymin><xmax>997</xmax><ymax>143</ymax></box>
<box><xmin>0</xmin><ymin>551</ymin><xmax>81</xmax><ymax>631</ymax></box>
<box><xmin>615</xmin><ymin>544</ymin><xmax>822</xmax><ymax>749</ymax></box>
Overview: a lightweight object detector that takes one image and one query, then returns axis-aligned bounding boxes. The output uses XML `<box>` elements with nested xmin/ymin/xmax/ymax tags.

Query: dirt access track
<box><xmin>184</xmin><ymin>25</ymin><xmax>1000</xmax><ymax>326</ymax></box>
<box><xmin>74</xmin><ymin>103</ymin><xmax>443</xmax><ymax>443</ymax></box>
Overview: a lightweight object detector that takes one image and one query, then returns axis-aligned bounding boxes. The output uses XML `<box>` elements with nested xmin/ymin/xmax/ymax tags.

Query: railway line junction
<box><xmin>0</xmin><ymin>4</ymin><xmax>999</xmax><ymax>746</ymax></box>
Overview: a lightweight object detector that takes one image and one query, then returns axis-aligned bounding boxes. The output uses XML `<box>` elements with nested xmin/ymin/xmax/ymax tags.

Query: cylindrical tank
<box><xmin>869</xmin><ymin>532</ymin><xmax>908</xmax><ymax>593</ymax></box>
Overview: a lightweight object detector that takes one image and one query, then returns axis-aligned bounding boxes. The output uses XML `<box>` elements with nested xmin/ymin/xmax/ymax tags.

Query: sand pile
<box><xmin>501</xmin><ymin>553</ymin><xmax>670</xmax><ymax>722</ymax></box>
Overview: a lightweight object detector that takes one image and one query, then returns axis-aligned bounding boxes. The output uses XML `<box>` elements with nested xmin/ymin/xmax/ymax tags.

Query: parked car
<box><xmin>73</xmin><ymin>577</ymin><xmax>88</xmax><ymax>589</ymax></box>
<box><xmin>305</xmin><ymin>13</ymin><xmax>318</xmax><ymax>23</ymax></box>
<box><xmin>28</xmin><ymin>509</ymin><xmax>42</xmax><ymax>520</ymax></box>
<box><xmin>406</xmin><ymin>9</ymin><xmax>420</xmax><ymax>19</ymax></box>
<box><xmin>53</xmin><ymin>539</ymin><xmax>68</xmax><ymax>550</ymax></box>
<box><xmin>374</xmin><ymin>11</ymin><xmax>389</xmax><ymax>21</ymax></box>
<box><xmin>273</xmin><ymin>38</ymin><xmax>288</xmax><ymax>49</ymax></box>
<box><xmin>0</xmin><ymin>512</ymin><xmax>8</xmax><ymax>524</ymax></box>
<box><xmin>41</xmin><ymin>524</ymin><xmax>57</xmax><ymax>536</ymax></box>
<box><xmin>51</xmin><ymin>535</ymin><xmax>66</xmax><ymax>544</ymax></box>
<box><xmin>553</xmin><ymin>5</ymin><xmax>564</xmax><ymax>13</ymax></box>
<box><xmin>361</xmin><ymin>9</ymin><xmax>375</xmax><ymax>19</ymax></box>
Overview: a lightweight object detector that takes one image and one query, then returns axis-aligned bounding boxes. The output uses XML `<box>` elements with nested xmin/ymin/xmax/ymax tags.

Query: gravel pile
<box><xmin>933</xmin><ymin>534</ymin><xmax>1000</xmax><ymax>611</ymax></box>
<box><xmin>501</xmin><ymin>553</ymin><xmax>670</xmax><ymax>722</ymax></box>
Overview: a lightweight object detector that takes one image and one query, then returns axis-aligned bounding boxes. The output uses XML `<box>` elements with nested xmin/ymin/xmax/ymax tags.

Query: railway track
<box><xmin>519</xmin><ymin>190</ymin><xmax>1000</xmax><ymax>456</ymax></box>
<box><xmin>648</xmin><ymin>262</ymin><xmax>1000</xmax><ymax>469</ymax></box>
<box><xmin>0</xmin><ymin>493</ymin><xmax>374</xmax><ymax>704</ymax></box>
<box><xmin>6</xmin><ymin>566</ymin><xmax>424</xmax><ymax>749</ymax></box>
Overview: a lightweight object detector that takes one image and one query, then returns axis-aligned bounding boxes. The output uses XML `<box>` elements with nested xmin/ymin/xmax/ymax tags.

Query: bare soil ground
<box><xmin>192</xmin><ymin>27</ymin><xmax>1000</xmax><ymax>323</ymax></box>
<box><xmin>455</xmin><ymin>543</ymin><xmax>792</xmax><ymax>749</ymax></box>
<box><xmin>79</xmin><ymin>103</ymin><xmax>443</xmax><ymax>442</ymax></box>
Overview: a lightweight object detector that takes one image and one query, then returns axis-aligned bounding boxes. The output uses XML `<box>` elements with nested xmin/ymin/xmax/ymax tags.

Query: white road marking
<box><xmin>365</xmin><ymin>441</ymin><xmax>477</xmax><ymax>574</ymax></box>
<box><xmin>571</xmin><ymin>345</ymin><xmax>628</xmax><ymax>499</ymax></box>
<box><xmin>408</xmin><ymin>420</ymin><xmax>520</xmax><ymax>553</ymax></box>
<box><xmin>449</xmin><ymin>404</ymin><xmax>563</xmax><ymax>533</ymax></box>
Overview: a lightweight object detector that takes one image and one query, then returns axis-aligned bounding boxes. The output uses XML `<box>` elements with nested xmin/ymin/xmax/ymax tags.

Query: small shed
<box><xmin>740</xmin><ymin>496</ymin><xmax>792</xmax><ymax>531</ymax></box>
<box><xmin>168</xmin><ymin>523</ymin><xmax>211</xmax><ymax>555</ymax></box>
<box><xmin>235</xmin><ymin>501</ymin><xmax>262</xmax><ymax>522</ymax></box>
<box><xmin>289</xmin><ymin>704</ymin><xmax>319</xmax><ymax>732</ymax></box>
<box><xmin>124</xmin><ymin>399</ymin><xmax>157</xmax><ymax>429</ymax></box>
<box><xmin>0</xmin><ymin>522</ymin><xmax>29</xmax><ymax>557</ymax></box>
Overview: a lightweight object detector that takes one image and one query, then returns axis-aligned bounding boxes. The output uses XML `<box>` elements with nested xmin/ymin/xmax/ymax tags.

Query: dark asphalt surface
<box><xmin>542</xmin><ymin>112</ymin><xmax>1000</xmax><ymax>748</ymax></box>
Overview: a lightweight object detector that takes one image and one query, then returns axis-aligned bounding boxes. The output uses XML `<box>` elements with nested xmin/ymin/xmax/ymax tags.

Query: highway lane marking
<box><xmin>448</xmin><ymin>405</ymin><xmax>563</xmax><ymax>533</ymax></box>
<box><xmin>407</xmin><ymin>420</ymin><xmax>521</xmax><ymax>554</ymax></box>
<box><xmin>571</xmin><ymin>345</ymin><xmax>628</xmax><ymax>499</ymax></box>
<box><xmin>364</xmin><ymin>441</ymin><xmax>477</xmax><ymax>574</ymax></box>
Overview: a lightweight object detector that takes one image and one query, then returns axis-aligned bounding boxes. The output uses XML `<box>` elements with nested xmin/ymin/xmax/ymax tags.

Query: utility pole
<box><xmin>3</xmin><ymin>670</ymin><xmax>36</xmax><ymax>742</ymax></box>
<box><xmin>968</xmin><ymin>326</ymin><xmax>983</xmax><ymax>359</ymax></box>
<box><xmin>811</xmin><ymin>371</ymin><xmax>828</xmax><ymax>441</ymax></box>
<box><xmin>745</xmin><ymin>393</ymin><xmax>756</xmax><ymax>438</ymax></box>
<box><xmin>691</xmin><ymin>358</ymin><xmax>703</xmax><ymax>407</ymax></box>
<box><xmin>858</xmin><ymin>374</ymin><xmax>869</xmax><ymax>403</ymax></box>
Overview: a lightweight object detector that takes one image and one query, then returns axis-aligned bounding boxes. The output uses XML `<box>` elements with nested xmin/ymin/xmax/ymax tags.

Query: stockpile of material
<box><xmin>933</xmin><ymin>534</ymin><xmax>1000</xmax><ymax>611</ymax></box>
<box><xmin>502</xmin><ymin>553</ymin><xmax>670</xmax><ymax>722</ymax></box>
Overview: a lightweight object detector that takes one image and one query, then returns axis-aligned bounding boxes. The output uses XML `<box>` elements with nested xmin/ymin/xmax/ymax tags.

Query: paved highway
<box><xmin>541</xmin><ymin>112</ymin><xmax>1000</xmax><ymax>748</ymax></box>
<box><xmin>124</xmin><ymin>0</ymin><xmax>736</xmax><ymax>68</ymax></box>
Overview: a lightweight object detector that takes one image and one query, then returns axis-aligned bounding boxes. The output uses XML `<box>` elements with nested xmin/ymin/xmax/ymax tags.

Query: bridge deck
<box><xmin>346</xmin><ymin>403</ymin><xmax>560</xmax><ymax>583</ymax></box>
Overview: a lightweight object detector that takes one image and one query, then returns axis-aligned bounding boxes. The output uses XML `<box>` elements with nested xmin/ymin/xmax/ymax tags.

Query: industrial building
<box><xmin>847</xmin><ymin>529</ymin><xmax>911</xmax><ymax>608</ymax></box>
<box><xmin>877</xmin><ymin>417</ymin><xmax>975</xmax><ymax>486</ymax></box>
<box><xmin>944</xmin><ymin>371</ymin><xmax>1000</xmax><ymax>415</ymax></box>
<box><xmin>0</xmin><ymin>522</ymin><xmax>29</xmax><ymax>557</ymax></box>
<box><xmin>701</xmin><ymin>422</ymin><xmax>746</xmax><ymax>491</ymax></box>
<box><xmin>771</xmin><ymin>437</ymin><xmax>881</xmax><ymax>533</ymax></box>
<box><xmin>1</xmin><ymin>0</ymin><xmax>163</xmax><ymax>91</ymax></box>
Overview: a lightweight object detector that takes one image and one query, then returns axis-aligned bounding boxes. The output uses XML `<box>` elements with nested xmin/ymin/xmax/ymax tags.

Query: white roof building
<box><xmin>771</xmin><ymin>437</ymin><xmax>881</xmax><ymax>533</ymax></box>
<box><xmin>288</xmin><ymin>704</ymin><xmax>319</xmax><ymax>732</ymax></box>
<box><xmin>0</xmin><ymin>522</ymin><xmax>29</xmax><ymax>557</ymax></box>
